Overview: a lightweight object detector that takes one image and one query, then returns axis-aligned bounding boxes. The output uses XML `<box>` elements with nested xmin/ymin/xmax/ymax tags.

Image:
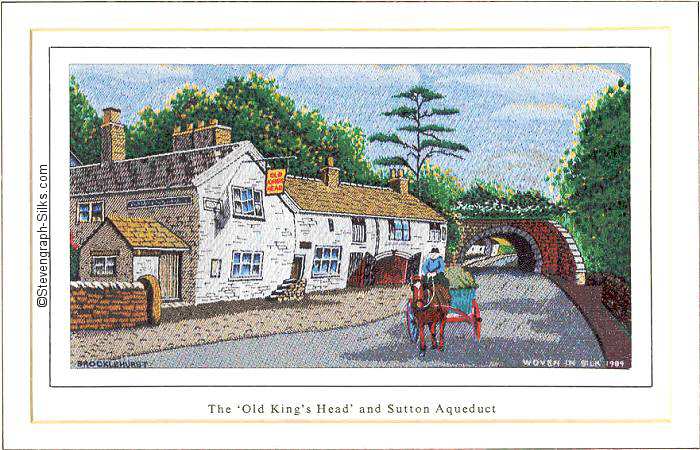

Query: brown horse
<box><xmin>410</xmin><ymin>275</ymin><xmax>451</xmax><ymax>355</ymax></box>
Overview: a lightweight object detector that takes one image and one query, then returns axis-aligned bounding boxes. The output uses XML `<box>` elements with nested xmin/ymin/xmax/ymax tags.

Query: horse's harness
<box><xmin>414</xmin><ymin>277</ymin><xmax>436</xmax><ymax>313</ymax></box>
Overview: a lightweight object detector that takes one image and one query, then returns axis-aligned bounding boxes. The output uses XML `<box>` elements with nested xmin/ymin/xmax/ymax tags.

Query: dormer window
<box><xmin>231</xmin><ymin>186</ymin><xmax>264</xmax><ymax>219</ymax></box>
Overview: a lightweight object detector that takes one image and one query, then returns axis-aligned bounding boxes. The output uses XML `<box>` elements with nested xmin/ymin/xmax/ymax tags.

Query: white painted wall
<box><xmin>295</xmin><ymin>213</ymin><xmax>446</xmax><ymax>292</ymax></box>
<box><xmin>192</xmin><ymin>142</ymin><xmax>447</xmax><ymax>302</ymax></box>
<box><xmin>193</xmin><ymin>145</ymin><xmax>296</xmax><ymax>304</ymax></box>
<box><xmin>466</xmin><ymin>245</ymin><xmax>487</xmax><ymax>256</ymax></box>
<box><xmin>133</xmin><ymin>256</ymin><xmax>159</xmax><ymax>280</ymax></box>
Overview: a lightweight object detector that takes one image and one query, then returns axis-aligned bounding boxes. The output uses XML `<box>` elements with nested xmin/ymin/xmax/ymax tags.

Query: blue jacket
<box><xmin>422</xmin><ymin>255</ymin><xmax>445</xmax><ymax>275</ymax></box>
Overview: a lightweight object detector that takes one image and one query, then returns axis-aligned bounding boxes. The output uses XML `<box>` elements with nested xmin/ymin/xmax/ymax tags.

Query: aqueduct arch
<box><xmin>455</xmin><ymin>219</ymin><xmax>586</xmax><ymax>284</ymax></box>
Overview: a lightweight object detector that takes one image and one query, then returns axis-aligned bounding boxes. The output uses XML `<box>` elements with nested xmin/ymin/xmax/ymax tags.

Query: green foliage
<box><xmin>457</xmin><ymin>179</ymin><xmax>563</xmax><ymax>219</ymax></box>
<box><xmin>69</xmin><ymin>76</ymin><xmax>102</xmax><ymax>164</ymax></box>
<box><xmin>445</xmin><ymin>266</ymin><xmax>478</xmax><ymax>289</ymax></box>
<box><xmin>125</xmin><ymin>73</ymin><xmax>379</xmax><ymax>184</ymax></box>
<box><xmin>369</xmin><ymin>85</ymin><xmax>469</xmax><ymax>195</ymax></box>
<box><xmin>548</xmin><ymin>80</ymin><xmax>631</xmax><ymax>281</ymax></box>
<box><xmin>70</xmin><ymin>245</ymin><xmax>80</xmax><ymax>281</ymax></box>
<box><xmin>498</xmin><ymin>244</ymin><xmax>516</xmax><ymax>255</ymax></box>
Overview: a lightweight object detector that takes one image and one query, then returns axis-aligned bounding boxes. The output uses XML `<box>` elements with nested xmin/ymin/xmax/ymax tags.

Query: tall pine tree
<box><xmin>369</xmin><ymin>86</ymin><xmax>469</xmax><ymax>196</ymax></box>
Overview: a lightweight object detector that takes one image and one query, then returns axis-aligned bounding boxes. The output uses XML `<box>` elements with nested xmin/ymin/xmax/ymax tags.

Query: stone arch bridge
<box><xmin>453</xmin><ymin>219</ymin><xmax>586</xmax><ymax>285</ymax></box>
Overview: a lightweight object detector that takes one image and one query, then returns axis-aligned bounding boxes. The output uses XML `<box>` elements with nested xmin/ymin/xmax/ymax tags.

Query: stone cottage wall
<box><xmin>71</xmin><ymin>186</ymin><xmax>200</xmax><ymax>305</ymax></box>
<box><xmin>70</xmin><ymin>281</ymin><xmax>148</xmax><ymax>331</ymax></box>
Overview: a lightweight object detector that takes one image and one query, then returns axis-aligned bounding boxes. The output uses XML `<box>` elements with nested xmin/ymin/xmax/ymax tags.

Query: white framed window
<box><xmin>77</xmin><ymin>201</ymin><xmax>104</xmax><ymax>223</ymax></box>
<box><xmin>231</xmin><ymin>251</ymin><xmax>263</xmax><ymax>280</ymax></box>
<box><xmin>351</xmin><ymin>218</ymin><xmax>366</xmax><ymax>243</ymax></box>
<box><xmin>231</xmin><ymin>186</ymin><xmax>264</xmax><ymax>219</ymax></box>
<box><xmin>429</xmin><ymin>223</ymin><xmax>442</xmax><ymax>242</ymax></box>
<box><xmin>311</xmin><ymin>246</ymin><xmax>342</xmax><ymax>277</ymax></box>
<box><xmin>441</xmin><ymin>224</ymin><xmax>447</xmax><ymax>242</ymax></box>
<box><xmin>91</xmin><ymin>256</ymin><xmax>116</xmax><ymax>276</ymax></box>
<box><xmin>389</xmin><ymin>219</ymin><xmax>411</xmax><ymax>241</ymax></box>
<box><xmin>328</xmin><ymin>218</ymin><xmax>334</xmax><ymax>232</ymax></box>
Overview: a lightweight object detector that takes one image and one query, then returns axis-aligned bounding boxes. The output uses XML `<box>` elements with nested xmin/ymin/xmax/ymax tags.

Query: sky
<box><xmin>71</xmin><ymin>63</ymin><xmax>630</xmax><ymax>194</ymax></box>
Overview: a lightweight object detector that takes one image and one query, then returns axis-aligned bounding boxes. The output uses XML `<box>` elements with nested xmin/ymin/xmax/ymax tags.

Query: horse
<box><xmin>410</xmin><ymin>274</ymin><xmax>451</xmax><ymax>355</ymax></box>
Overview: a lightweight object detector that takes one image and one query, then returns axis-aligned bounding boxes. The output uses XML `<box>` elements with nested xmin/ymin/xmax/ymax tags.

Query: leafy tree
<box><xmin>457</xmin><ymin>180</ymin><xmax>563</xmax><ymax>219</ymax></box>
<box><xmin>369</xmin><ymin>86</ymin><xmax>469</xmax><ymax>196</ymax></box>
<box><xmin>69</xmin><ymin>76</ymin><xmax>102</xmax><ymax>164</ymax></box>
<box><xmin>126</xmin><ymin>73</ymin><xmax>379</xmax><ymax>185</ymax></box>
<box><xmin>548</xmin><ymin>80</ymin><xmax>630</xmax><ymax>281</ymax></box>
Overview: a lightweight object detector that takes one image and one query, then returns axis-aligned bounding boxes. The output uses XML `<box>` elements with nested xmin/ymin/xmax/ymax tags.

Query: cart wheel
<box><xmin>405</xmin><ymin>302</ymin><xmax>418</xmax><ymax>343</ymax></box>
<box><xmin>472</xmin><ymin>298</ymin><xmax>482</xmax><ymax>342</ymax></box>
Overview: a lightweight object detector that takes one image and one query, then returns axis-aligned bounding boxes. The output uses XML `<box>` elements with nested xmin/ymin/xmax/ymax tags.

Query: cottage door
<box><xmin>290</xmin><ymin>255</ymin><xmax>305</xmax><ymax>280</ymax></box>
<box><xmin>347</xmin><ymin>252</ymin><xmax>365</xmax><ymax>287</ymax></box>
<box><xmin>159</xmin><ymin>253</ymin><xmax>181</xmax><ymax>301</ymax></box>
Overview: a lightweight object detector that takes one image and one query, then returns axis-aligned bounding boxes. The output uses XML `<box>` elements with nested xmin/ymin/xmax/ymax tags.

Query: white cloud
<box><xmin>491</xmin><ymin>102</ymin><xmax>574</xmax><ymax>121</ymax></box>
<box><xmin>437</xmin><ymin>64</ymin><xmax>624</xmax><ymax>101</ymax></box>
<box><xmin>281</xmin><ymin>64</ymin><xmax>420</xmax><ymax>86</ymax></box>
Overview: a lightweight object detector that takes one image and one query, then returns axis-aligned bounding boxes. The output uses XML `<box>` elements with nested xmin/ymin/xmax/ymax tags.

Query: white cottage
<box><xmin>192</xmin><ymin>141</ymin><xmax>446</xmax><ymax>304</ymax></box>
<box><xmin>72</xmin><ymin>109</ymin><xmax>446</xmax><ymax>306</ymax></box>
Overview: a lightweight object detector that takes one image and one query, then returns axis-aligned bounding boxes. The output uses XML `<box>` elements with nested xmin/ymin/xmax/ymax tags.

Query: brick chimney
<box><xmin>172</xmin><ymin>123</ymin><xmax>194</xmax><ymax>151</ymax></box>
<box><xmin>388</xmin><ymin>169</ymin><xmax>409</xmax><ymax>195</ymax></box>
<box><xmin>192</xmin><ymin>119</ymin><xmax>232</xmax><ymax>149</ymax></box>
<box><xmin>100</xmin><ymin>107</ymin><xmax>125</xmax><ymax>165</ymax></box>
<box><xmin>320</xmin><ymin>156</ymin><xmax>340</xmax><ymax>189</ymax></box>
<box><xmin>172</xmin><ymin>120</ymin><xmax>232</xmax><ymax>152</ymax></box>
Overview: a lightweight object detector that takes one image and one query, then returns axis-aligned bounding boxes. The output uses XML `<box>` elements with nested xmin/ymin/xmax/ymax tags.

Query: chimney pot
<box><xmin>102</xmin><ymin>107</ymin><xmax>121</xmax><ymax>125</ymax></box>
<box><xmin>209</xmin><ymin>118</ymin><xmax>218</xmax><ymax>126</ymax></box>
<box><xmin>186</xmin><ymin>123</ymin><xmax>194</xmax><ymax>131</ymax></box>
<box><xmin>196</xmin><ymin>120</ymin><xmax>205</xmax><ymax>128</ymax></box>
<box><xmin>173</xmin><ymin>125</ymin><xmax>181</xmax><ymax>133</ymax></box>
<box><xmin>389</xmin><ymin>168</ymin><xmax>409</xmax><ymax>195</ymax></box>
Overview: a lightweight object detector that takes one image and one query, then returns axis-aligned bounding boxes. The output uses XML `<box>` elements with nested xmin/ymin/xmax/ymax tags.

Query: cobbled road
<box><xmin>118</xmin><ymin>268</ymin><xmax>605</xmax><ymax>368</ymax></box>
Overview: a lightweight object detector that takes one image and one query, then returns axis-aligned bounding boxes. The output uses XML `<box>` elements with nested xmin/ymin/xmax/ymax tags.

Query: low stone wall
<box><xmin>549</xmin><ymin>275</ymin><xmax>631</xmax><ymax>368</ymax></box>
<box><xmin>587</xmin><ymin>273</ymin><xmax>631</xmax><ymax>329</ymax></box>
<box><xmin>70</xmin><ymin>281</ymin><xmax>148</xmax><ymax>331</ymax></box>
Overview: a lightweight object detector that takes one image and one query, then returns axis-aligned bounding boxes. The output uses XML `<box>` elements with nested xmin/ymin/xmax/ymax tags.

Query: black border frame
<box><xmin>47</xmin><ymin>45</ymin><xmax>652</xmax><ymax>389</ymax></box>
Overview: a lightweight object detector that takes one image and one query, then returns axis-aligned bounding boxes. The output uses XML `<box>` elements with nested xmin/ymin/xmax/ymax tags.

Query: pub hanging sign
<box><xmin>265</xmin><ymin>168</ymin><xmax>287</xmax><ymax>195</ymax></box>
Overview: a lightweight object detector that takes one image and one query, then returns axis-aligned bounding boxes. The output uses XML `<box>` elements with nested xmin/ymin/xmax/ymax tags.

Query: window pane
<box><xmin>323</xmin><ymin>248</ymin><xmax>331</xmax><ymax>258</ymax></box>
<box><xmin>233</xmin><ymin>188</ymin><xmax>241</xmax><ymax>200</ymax></box>
<box><xmin>234</xmin><ymin>202</ymin><xmax>242</xmax><ymax>214</ymax></box>
<box><xmin>315</xmin><ymin>248</ymin><xmax>322</xmax><ymax>258</ymax></box>
<box><xmin>312</xmin><ymin>261</ymin><xmax>321</xmax><ymax>273</ymax></box>
<box><xmin>252</xmin><ymin>264</ymin><xmax>261</xmax><ymax>275</ymax></box>
<box><xmin>253</xmin><ymin>253</ymin><xmax>261</xmax><ymax>263</ymax></box>
<box><xmin>241</xmin><ymin>264</ymin><xmax>251</xmax><ymax>276</ymax></box>
<box><xmin>331</xmin><ymin>248</ymin><xmax>339</xmax><ymax>258</ymax></box>
<box><xmin>242</xmin><ymin>253</ymin><xmax>251</xmax><ymax>263</ymax></box>
<box><xmin>321</xmin><ymin>260</ymin><xmax>329</xmax><ymax>272</ymax></box>
<box><xmin>232</xmin><ymin>265</ymin><xmax>240</xmax><ymax>276</ymax></box>
<box><xmin>79</xmin><ymin>204</ymin><xmax>90</xmax><ymax>222</ymax></box>
<box><xmin>253</xmin><ymin>190</ymin><xmax>261</xmax><ymax>202</ymax></box>
<box><xmin>233</xmin><ymin>253</ymin><xmax>240</xmax><ymax>263</ymax></box>
<box><xmin>91</xmin><ymin>202</ymin><xmax>103</xmax><ymax>221</ymax></box>
<box><xmin>330</xmin><ymin>260</ymin><xmax>338</xmax><ymax>273</ymax></box>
